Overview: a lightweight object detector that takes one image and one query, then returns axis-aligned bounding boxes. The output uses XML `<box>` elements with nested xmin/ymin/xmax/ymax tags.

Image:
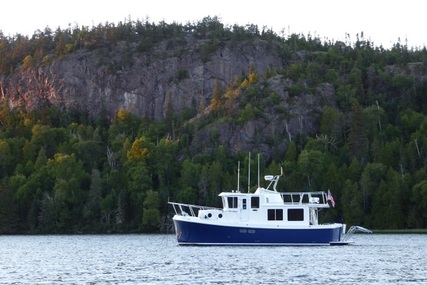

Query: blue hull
<box><xmin>173</xmin><ymin>219</ymin><xmax>343</xmax><ymax>245</ymax></box>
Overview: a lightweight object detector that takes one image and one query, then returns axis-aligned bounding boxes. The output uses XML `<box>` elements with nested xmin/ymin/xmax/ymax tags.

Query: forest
<box><xmin>0</xmin><ymin>17</ymin><xmax>426</xmax><ymax>233</ymax></box>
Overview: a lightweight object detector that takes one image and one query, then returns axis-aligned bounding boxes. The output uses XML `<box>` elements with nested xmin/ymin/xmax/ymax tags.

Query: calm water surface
<box><xmin>0</xmin><ymin>234</ymin><xmax>426</xmax><ymax>284</ymax></box>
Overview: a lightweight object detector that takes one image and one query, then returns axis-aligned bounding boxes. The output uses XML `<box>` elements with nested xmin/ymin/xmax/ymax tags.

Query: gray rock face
<box><xmin>4</xmin><ymin>37</ymin><xmax>284</xmax><ymax>119</ymax></box>
<box><xmin>1</xmin><ymin>35</ymin><xmax>337</xmax><ymax>157</ymax></box>
<box><xmin>190</xmin><ymin>77</ymin><xmax>336</xmax><ymax>160</ymax></box>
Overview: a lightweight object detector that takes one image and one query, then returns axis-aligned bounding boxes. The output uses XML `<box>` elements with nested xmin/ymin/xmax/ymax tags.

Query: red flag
<box><xmin>327</xmin><ymin>190</ymin><xmax>335</xmax><ymax>208</ymax></box>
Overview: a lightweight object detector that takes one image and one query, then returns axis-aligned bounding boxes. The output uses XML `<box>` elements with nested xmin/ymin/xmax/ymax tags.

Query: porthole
<box><xmin>218</xmin><ymin>214</ymin><xmax>223</xmax><ymax>218</ymax></box>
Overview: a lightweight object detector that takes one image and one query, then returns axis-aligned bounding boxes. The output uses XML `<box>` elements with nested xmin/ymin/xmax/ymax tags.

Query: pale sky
<box><xmin>0</xmin><ymin>0</ymin><xmax>425</xmax><ymax>49</ymax></box>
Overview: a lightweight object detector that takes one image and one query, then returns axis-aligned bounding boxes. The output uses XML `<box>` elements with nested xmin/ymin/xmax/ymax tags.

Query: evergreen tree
<box><xmin>410</xmin><ymin>180</ymin><xmax>427</xmax><ymax>228</ymax></box>
<box><xmin>348</xmin><ymin>101</ymin><xmax>369</xmax><ymax>164</ymax></box>
<box><xmin>142</xmin><ymin>190</ymin><xmax>160</xmax><ymax>232</ymax></box>
<box><xmin>341</xmin><ymin>180</ymin><xmax>364</xmax><ymax>226</ymax></box>
<box><xmin>83</xmin><ymin>169</ymin><xmax>102</xmax><ymax>228</ymax></box>
<box><xmin>0</xmin><ymin>179</ymin><xmax>19</xmax><ymax>233</ymax></box>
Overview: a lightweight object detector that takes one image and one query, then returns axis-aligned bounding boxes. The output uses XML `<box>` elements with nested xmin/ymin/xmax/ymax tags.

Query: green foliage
<box><xmin>287</xmin><ymin>63</ymin><xmax>305</xmax><ymax>81</ymax></box>
<box><xmin>1</xmin><ymin>17</ymin><xmax>427</xmax><ymax>234</ymax></box>
<box><xmin>142</xmin><ymin>190</ymin><xmax>160</xmax><ymax>232</ymax></box>
<box><xmin>320</xmin><ymin>107</ymin><xmax>339</xmax><ymax>138</ymax></box>
<box><xmin>237</xmin><ymin>104</ymin><xmax>256</xmax><ymax>124</ymax></box>
<box><xmin>410</xmin><ymin>180</ymin><xmax>427</xmax><ymax>228</ymax></box>
<box><xmin>287</xmin><ymin>84</ymin><xmax>305</xmax><ymax>97</ymax></box>
<box><xmin>298</xmin><ymin>149</ymin><xmax>326</xmax><ymax>190</ymax></box>
<box><xmin>0</xmin><ymin>179</ymin><xmax>20</xmax><ymax>233</ymax></box>
<box><xmin>341</xmin><ymin>180</ymin><xmax>364</xmax><ymax>226</ymax></box>
<box><xmin>348</xmin><ymin>101</ymin><xmax>369</xmax><ymax>164</ymax></box>
<box><xmin>83</xmin><ymin>169</ymin><xmax>102</xmax><ymax>228</ymax></box>
<box><xmin>169</xmin><ymin>69</ymin><xmax>189</xmax><ymax>84</ymax></box>
<box><xmin>0</xmin><ymin>95</ymin><xmax>425</xmax><ymax>233</ymax></box>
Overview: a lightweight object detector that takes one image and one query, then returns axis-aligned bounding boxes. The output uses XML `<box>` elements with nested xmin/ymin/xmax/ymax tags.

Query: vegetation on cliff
<box><xmin>0</xmin><ymin>17</ymin><xmax>426</xmax><ymax>233</ymax></box>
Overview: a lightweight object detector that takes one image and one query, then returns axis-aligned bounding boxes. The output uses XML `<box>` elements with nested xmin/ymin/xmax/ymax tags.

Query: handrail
<box><xmin>341</xmin><ymin>226</ymin><xmax>372</xmax><ymax>242</ymax></box>
<box><xmin>169</xmin><ymin>201</ymin><xmax>220</xmax><ymax>217</ymax></box>
<box><xmin>280</xmin><ymin>191</ymin><xmax>329</xmax><ymax>206</ymax></box>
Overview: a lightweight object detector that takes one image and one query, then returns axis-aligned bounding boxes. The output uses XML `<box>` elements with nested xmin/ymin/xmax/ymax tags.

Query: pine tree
<box><xmin>348</xmin><ymin>101</ymin><xmax>368</xmax><ymax>164</ymax></box>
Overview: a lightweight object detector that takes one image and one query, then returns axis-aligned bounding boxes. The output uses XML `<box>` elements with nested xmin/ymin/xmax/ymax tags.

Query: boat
<box><xmin>169</xmin><ymin>165</ymin><xmax>371</xmax><ymax>245</ymax></box>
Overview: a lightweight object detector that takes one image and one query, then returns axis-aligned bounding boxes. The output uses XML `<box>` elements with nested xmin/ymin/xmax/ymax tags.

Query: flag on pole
<box><xmin>327</xmin><ymin>190</ymin><xmax>335</xmax><ymax>208</ymax></box>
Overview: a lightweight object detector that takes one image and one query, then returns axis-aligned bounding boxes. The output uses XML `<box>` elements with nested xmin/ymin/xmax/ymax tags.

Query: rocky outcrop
<box><xmin>190</xmin><ymin>77</ymin><xmax>336</xmax><ymax>160</ymax></box>
<box><xmin>1</xmin><ymin>35</ymin><xmax>336</xmax><ymax>158</ymax></box>
<box><xmin>2</xmin><ymin>37</ymin><xmax>284</xmax><ymax>120</ymax></box>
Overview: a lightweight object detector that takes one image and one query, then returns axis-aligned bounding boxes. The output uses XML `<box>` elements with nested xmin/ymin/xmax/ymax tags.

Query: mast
<box><xmin>248</xmin><ymin>152</ymin><xmax>251</xmax><ymax>193</ymax></box>
<box><xmin>257</xmin><ymin>153</ymin><xmax>260</xmax><ymax>188</ymax></box>
<box><xmin>237</xmin><ymin>161</ymin><xmax>240</xmax><ymax>192</ymax></box>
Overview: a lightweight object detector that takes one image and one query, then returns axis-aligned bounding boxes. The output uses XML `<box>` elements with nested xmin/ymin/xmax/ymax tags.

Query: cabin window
<box><xmin>228</xmin><ymin>197</ymin><xmax>238</xmax><ymax>208</ymax></box>
<box><xmin>251</xmin><ymin>197</ymin><xmax>259</xmax><ymax>208</ymax></box>
<box><xmin>288</xmin><ymin>209</ymin><xmax>304</xmax><ymax>221</ymax></box>
<box><xmin>242</xmin><ymin>199</ymin><xmax>247</xmax><ymax>209</ymax></box>
<box><xmin>267</xmin><ymin>209</ymin><xmax>283</xmax><ymax>221</ymax></box>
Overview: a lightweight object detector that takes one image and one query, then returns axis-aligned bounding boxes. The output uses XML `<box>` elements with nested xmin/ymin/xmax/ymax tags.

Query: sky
<box><xmin>0</xmin><ymin>0</ymin><xmax>425</xmax><ymax>49</ymax></box>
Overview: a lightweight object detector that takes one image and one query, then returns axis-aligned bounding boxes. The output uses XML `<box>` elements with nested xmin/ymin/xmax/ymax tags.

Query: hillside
<box><xmin>0</xmin><ymin>17</ymin><xmax>426</xmax><ymax>233</ymax></box>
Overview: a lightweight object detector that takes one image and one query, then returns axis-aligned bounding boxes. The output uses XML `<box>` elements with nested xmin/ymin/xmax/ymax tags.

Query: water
<box><xmin>0</xmin><ymin>234</ymin><xmax>426</xmax><ymax>284</ymax></box>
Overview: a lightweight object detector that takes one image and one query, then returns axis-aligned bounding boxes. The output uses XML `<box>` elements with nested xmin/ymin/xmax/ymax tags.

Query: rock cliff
<box><xmin>1</xmin><ymin>34</ymin><xmax>336</xmax><ymax>158</ymax></box>
<box><xmin>3</xmin><ymin>37</ymin><xmax>286</xmax><ymax>118</ymax></box>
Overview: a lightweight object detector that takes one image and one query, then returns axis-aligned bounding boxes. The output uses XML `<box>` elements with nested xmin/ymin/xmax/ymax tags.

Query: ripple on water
<box><xmin>0</xmin><ymin>234</ymin><xmax>426</xmax><ymax>284</ymax></box>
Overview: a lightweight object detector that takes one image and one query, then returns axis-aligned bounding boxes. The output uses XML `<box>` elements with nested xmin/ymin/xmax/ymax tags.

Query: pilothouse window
<box><xmin>267</xmin><ymin>209</ymin><xmax>283</xmax><ymax>221</ymax></box>
<box><xmin>228</xmin><ymin>197</ymin><xmax>238</xmax><ymax>208</ymax></box>
<box><xmin>251</xmin><ymin>197</ymin><xmax>259</xmax><ymax>209</ymax></box>
<box><xmin>288</xmin><ymin>209</ymin><xmax>304</xmax><ymax>221</ymax></box>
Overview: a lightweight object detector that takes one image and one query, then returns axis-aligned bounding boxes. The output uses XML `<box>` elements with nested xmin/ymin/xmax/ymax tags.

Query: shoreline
<box><xmin>371</xmin><ymin>229</ymin><xmax>427</xmax><ymax>234</ymax></box>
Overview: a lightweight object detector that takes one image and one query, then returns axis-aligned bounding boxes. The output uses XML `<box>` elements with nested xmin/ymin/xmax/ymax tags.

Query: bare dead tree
<box><xmin>414</xmin><ymin>138</ymin><xmax>421</xmax><ymax>158</ymax></box>
<box><xmin>107</xmin><ymin>146</ymin><xmax>118</xmax><ymax>170</ymax></box>
<box><xmin>316</xmin><ymin>134</ymin><xmax>339</xmax><ymax>150</ymax></box>
<box><xmin>285</xmin><ymin>121</ymin><xmax>292</xmax><ymax>142</ymax></box>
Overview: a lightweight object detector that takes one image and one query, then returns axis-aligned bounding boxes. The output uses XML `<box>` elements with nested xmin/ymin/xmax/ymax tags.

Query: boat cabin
<box><xmin>170</xmin><ymin>174</ymin><xmax>333</xmax><ymax>228</ymax></box>
<box><xmin>214</xmin><ymin>188</ymin><xmax>330</xmax><ymax>226</ymax></box>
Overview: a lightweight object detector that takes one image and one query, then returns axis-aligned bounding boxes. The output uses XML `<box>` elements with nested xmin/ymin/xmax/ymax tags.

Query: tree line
<box><xmin>0</xmin><ymin>17</ymin><xmax>427</xmax><ymax>233</ymax></box>
<box><xmin>0</xmin><ymin>89</ymin><xmax>426</xmax><ymax>233</ymax></box>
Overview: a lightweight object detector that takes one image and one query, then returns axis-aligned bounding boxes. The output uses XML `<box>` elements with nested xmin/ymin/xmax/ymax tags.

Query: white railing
<box><xmin>169</xmin><ymin>201</ymin><xmax>220</xmax><ymax>217</ymax></box>
<box><xmin>280</xmin><ymin>191</ymin><xmax>329</xmax><ymax>207</ymax></box>
<box><xmin>341</xmin><ymin>226</ymin><xmax>373</xmax><ymax>242</ymax></box>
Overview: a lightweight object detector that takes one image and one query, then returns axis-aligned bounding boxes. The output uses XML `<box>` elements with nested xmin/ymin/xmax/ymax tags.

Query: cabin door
<box><xmin>240</xmin><ymin>198</ymin><xmax>249</xmax><ymax>221</ymax></box>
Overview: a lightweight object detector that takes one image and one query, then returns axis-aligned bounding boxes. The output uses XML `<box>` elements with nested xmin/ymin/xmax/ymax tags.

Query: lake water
<box><xmin>0</xmin><ymin>234</ymin><xmax>426</xmax><ymax>284</ymax></box>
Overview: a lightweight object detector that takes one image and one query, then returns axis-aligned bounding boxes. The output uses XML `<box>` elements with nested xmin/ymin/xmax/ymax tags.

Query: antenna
<box><xmin>247</xmin><ymin>152</ymin><xmax>251</xmax><ymax>193</ymax></box>
<box><xmin>257</xmin><ymin>153</ymin><xmax>260</xmax><ymax>188</ymax></box>
<box><xmin>237</xmin><ymin>161</ymin><xmax>240</xmax><ymax>192</ymax></box>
